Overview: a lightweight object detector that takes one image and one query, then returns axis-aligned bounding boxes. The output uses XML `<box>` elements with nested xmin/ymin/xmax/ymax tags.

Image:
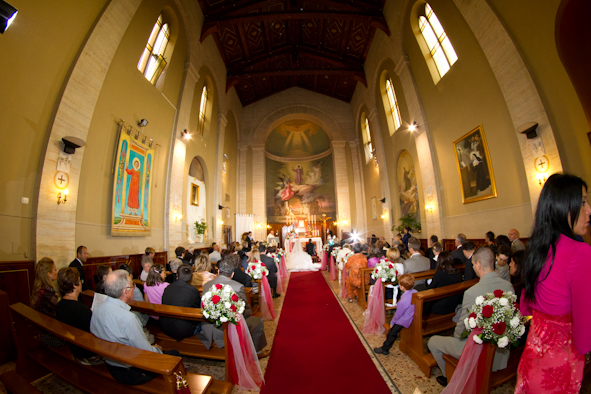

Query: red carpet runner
<box><xmin>261</xmin><ymin>271</ymin><xmax>391</xmax><ymax>393</ymax></box>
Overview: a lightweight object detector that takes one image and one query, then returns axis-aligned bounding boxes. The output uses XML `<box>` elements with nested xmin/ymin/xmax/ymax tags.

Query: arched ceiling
<box><xmin>198</xmin><ymin>0</ymin><xmax>389</xmax><ymax>106</ymax></box>
<box><xmin>265</xmin><ymin>120</ymin><xmax>331</xmax><ymax>158</ymax></box>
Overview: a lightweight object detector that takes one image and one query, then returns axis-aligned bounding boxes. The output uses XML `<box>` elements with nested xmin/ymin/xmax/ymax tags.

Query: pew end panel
<box><xmin>399</xmin><ymin>279</ymin><xmax>478</xmax><ymax>377</ymax></box>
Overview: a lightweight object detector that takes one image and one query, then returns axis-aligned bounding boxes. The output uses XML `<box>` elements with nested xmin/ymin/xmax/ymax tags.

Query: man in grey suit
<box><xmin>403</xmin><ymin>237</ymin><xmax>430</xmax><ymax>291</ymax></box>
<box><xmin>259</xmin><ymin>245</ymin><xmax>280</xmax><ymax>297</ymax></box>
<box><xmin>196</xmin><ymin>259</ymin><xmax>269</xmax><ymax>357</ymax></box>
<box><xmin>508</xmin><ymin>229</ymin><xmax>525</xmax><ymax>253</ymax></box>
<box><xmin>427</xmin><ymin>246</ymin><xmax>514</xmax><ymax>387</ymax></box>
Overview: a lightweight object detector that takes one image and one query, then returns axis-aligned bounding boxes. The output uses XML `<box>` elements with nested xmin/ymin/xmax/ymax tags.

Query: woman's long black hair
<box><xmin>523</xmin><ymin>173</ymin><xmax>587</xmax><ymax>302</ymax></box>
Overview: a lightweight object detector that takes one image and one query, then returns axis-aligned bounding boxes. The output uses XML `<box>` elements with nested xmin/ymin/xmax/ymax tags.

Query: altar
<box><xmin>284</xmin><ymin>237</ymin><xmax>323</xmax><ymax>253</ymax></box>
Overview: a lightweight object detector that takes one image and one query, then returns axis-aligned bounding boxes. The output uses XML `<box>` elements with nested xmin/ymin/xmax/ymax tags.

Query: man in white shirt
<box><xmin>90</xmin><ymin>269</ymin><xmax>179</xmax><ymax>385</ymax></box>
<box><xmin>209</xmin><ymin>244</ymin><xmax>222</xmax><ymax>263</ymax></box>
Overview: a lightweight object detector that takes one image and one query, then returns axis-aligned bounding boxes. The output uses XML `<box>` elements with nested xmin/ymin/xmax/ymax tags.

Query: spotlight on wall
<box><xmin>380</xmin><ymin>198</ymin><xmax>386</xmax><ymax>203</ymax></box>
<box><xmin>138</xmin><ymin>119</ymin><xmax>149</xmax><ymax>127</ymax></box>
<box><xmin>218</xmin><ymin>204</ymin><xmax>224</xmax><ymax>210</ymax></box>
<box><xmin>62</xmin><ymin>136</ymin><xmax>86</xmax><ymax>154</ymax></box>
<box><xmin>0</xmin><ymin>1</ymin><xmax>18</xmax><ymax>34</ymax></box>
<box><xmin>57</xmin><ymin>189</ymin><xmax>69</xmax><ymax>205</ymax></box>
<box><xmin>181</xmin><ymin>129</ymin><xmax>191</xmax><ymax>140</ymax></box>
<box><xmin>517</xmin><ymin>122</ymin><xmax>539</xmax><ymax>139</ymax></box>
<box><xmin>408</xmin><ymin>122</ymin><xmax>418</xmax><ymax>132</ymax></box>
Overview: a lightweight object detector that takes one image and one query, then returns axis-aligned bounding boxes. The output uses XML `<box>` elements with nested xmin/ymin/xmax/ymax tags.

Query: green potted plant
<box><xmin>392</xmin><ymin>213</ymin><xmax>422</xmax><ymax>233</ymax></box>
<box><xmin>195</xmin><ymin>219</ymin><xmax>207</xmax><ymax>242</ymax></box>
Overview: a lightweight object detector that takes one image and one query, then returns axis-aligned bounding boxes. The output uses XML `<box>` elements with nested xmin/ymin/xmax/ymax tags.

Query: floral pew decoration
<box><xmin>267</xmin><ymin>252</ymin><xmax>285</xmax><ymax>294</ymax></box>
<box><xmin>329</xmin><ymin>246</ymin><xmax>341</xmax><ymax>281</ymax></box>
<box><xmin>202</xmin><ymin>284</ymin><xmax>264</xmax><ymax>390</ymax></box>
<box><xmin>320</xmin><ymin>244</ymin><xmax>330</xmax><ymax>271</ymax></box>
<box><xmin>246</xmin><ymin>260</ymin><xmax>276</xmax><ymax>321</ymax></box>
<box><xmin>442</xmin><ymin>290</ymin><xmax>527</xmax><ymax>394</ymax></box>
<box><xmin>275</xmin><ymin>249</ymin><xmax>289</xmax><ymax>280</ymax></box>
<box><xmin>362</xmin><ymin>259</ymin><xmax>399</xmax><ymax>335</ymax></box>
<box><xmin>338</xmin><ymin>250</ymin><xmax>355</xmax><ymax>298</ymax></box>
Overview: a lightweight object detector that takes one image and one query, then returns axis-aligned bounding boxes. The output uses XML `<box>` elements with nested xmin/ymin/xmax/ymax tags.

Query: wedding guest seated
<box><xmin>209</xmin><ymin>245</ymin><xmax>222</xmax><ymax>264</ymax></box>
<box><xmin>305</xmin><ymin>239</ymin><xmax>316</xmax><ymax>256</ymax></box>
<box><xmin>160</xmin><ymin>264</ymin><xmax>202</xmax><ymax>341</ymax></box>
<box><xmin>225</xmin><ymin>254</ymin><xmax>252</xmax><ymax>288</ymax></box>
<box><xmin>56</xmin><ymin>267</ymin><xmax>103</xmax><ymax>365</ymax></box>
<box><xmin>345</xmin><ymin>243</ymin><xmax>368</xmax><ymax>303</ymax></box>
<box><xmin>165</xmin><ymin>258</ymin><xmax>183</xmax><ymax>285</ymax></box>
<box><xmin>495</xmin><ymin>245</ymin><xmax>511</xmax><ymax>281</ymax></box>
<box><xmin>31</xmin><ymin>257</ymin><xmax>63</xmax><ymax>346</ymax></box>
<box><xmin>495</xmin><ymin>234</ymin><xmax>511</xmax><ymax>248</ymax></box>
<box><xmin>191</xmin><ymin>255</ymin><xmax>217</xmax><ymax>288</ymax></box>
<box><xmin>197</xmin><ymin>259</ymin><xmax>269</xmax><ymax>358</ymax></box>
<box><xmin>461</xmin><ymin>241</ymin><xmax>476</xmax><ymax>281</ymax></box>
<box><xmin>374</xmin><ymin>274</ymin><xmax>417</xmax><ymax>355</ymax></box>
<box><xmin>90</xmin><ymin>270</ymin><xmax>180</xmax><ymax>385</ymax></box>
<box><xmin>367</xmin><ymin>245</ymin><xmax>382</xmax><ymax>268</ymax></box>
<box><xmin>427</xmin><ymin>247</ymin><xmax>514</xmax><ymax>387</ymax></box>
<box><xmin>430</xmin><ymin>242</ymin><xmax>443</xmax><ymax>270</ymax></box>
<box><xmin>237</xmin><ymin>244</ymin><xmax>248</xmax><ymax>270</ymax></box>
<box><xmin>183</xmin><ymin>246</ymin><xmax>195</xmax><ymax>266</ymax></box>
<box><xmin>139</xmin><ymin>260</ymin><xmax>152</xmax><ymax>282</ymax></box>
<box><xmin>118</xmin><ymin>264</ymin><xmax>149</xmax><ymax>326</ymax></box>
<box><xmin>376</xmin><ymin>240</ymin><xmax>388</xmax><ymax>257</ymax></box>
<box><xmin>424</xmin><ymin>251</ymin><xmax>462</xmax><ymax>315</ymax></box>
<box><xmin>509</xmin><ymin>250</ymin><xmax>525</xmax><ymax>299</ymax></box>
<box><xmin>94</xmin><ymin>264</ymin><xmax>112</xmax><ymax>294</ymax></box>
<box><xmin>425</xmin><ymin>235</ymin><xmax>438</xmax><ymax>261</ymax></box>
<box><xmin>403</xmin><ymin>237</ymin><xmax>430</xmax><ymax>290</ymax></box>
<box><xmin>142</xmin><ymin>264</ymin><xmax>169</xmax><ymax>318</ymax></box>
<box><xmin>141</xmin><ymin>247</ymin><xmax>155</xmax><ymax>274</ymax></box>
<box><xmin>260</xmin><ymin>245</ymin><xmax>280</xmax><ymax>298</ymax></box>
<box><xmin>336</xmin><ymin>244</ymin><xmax>352</xmax><ymax>282</ymax></box>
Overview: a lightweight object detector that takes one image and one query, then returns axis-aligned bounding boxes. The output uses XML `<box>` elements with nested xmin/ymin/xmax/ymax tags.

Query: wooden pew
<box><xmin>443</xmin><ymin>343</ymin><xmax>524</xmax><ymax>394</ymax></box>
<box><xmin>0</xmin><ymin>371</ymin><xmax>43</xmax><ymax>394</ymax></box>
<box><xmin>82</xmin><ymin>290</ymin><xmax>232</xmax><ymax>382</ymax></box>
<box><xmin>9</xmin><ymin>302</ymin><xmax>232</xmax><ymax>394</ymax></box>
<box><xmin>399</xmin><ymin>279</ymin><xmax>479</xmax><ymax>377</ymax></box>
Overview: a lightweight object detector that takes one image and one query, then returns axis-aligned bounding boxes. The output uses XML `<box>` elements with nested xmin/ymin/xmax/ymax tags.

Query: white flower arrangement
<box><xmin>323</xmin><ymin>244</ymin><xmax>330</xmax><ymax>252</ymax></box>
<box><xmin>246</xmin><ymin>260</ymin><xmax>270</xmax><ymax>280</ymax></box>
<box><xmin>276</xmin><ymin>248</ymin><xmax>286</xmax><ymax>257</ymax></box>
<box><xmin>330</xmin><ymin>246</ymin><xmax>342</xmax><ymax>258</ymax></box>
<box><xmin>462</xmin><ymin>290</ymin><xmax>527</xmax><ymax>348</ymax></box>
<box><xmin>371</xmin><ymin>259</ymin><xmax>399</xmax><ymax>282</ymax></box>
<box><xmin>201</xmin><ymin>284</ymin><xmax>246</xmax><ymax>328</ymax></box>
<box><xmin>342</xmin><ymin>250</ymin><xmax>354</xmax><ymax>264</ymax></box>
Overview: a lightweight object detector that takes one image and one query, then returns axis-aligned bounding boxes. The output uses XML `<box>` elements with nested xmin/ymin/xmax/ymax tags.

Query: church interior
<box><xmin>1</xmin><ymin>0</ymin><xmax>591</xmax><ymax>392</ymax></box>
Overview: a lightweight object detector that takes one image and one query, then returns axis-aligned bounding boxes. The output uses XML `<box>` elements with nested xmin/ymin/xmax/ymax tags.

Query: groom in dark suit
<box><xmin>305</xmin><ymin>239</ymin><xmax>316</xmax><ymax>256</ymax></box>
<box><xmin>259</xmin><ymin>245</ymin><xmax>280</xmax><ymax>298</ymax></box>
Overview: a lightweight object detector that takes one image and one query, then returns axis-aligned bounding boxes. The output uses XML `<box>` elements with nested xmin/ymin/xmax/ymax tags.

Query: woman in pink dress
<box><xmin>516</xmin><ymin>174</ymin><xmax>591</xmax><ymax>393</ymax></box>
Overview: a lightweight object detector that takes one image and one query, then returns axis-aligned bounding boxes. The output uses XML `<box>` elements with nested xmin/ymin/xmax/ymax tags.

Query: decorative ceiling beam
<box><xmin>205</xmin><ymin>0</ymin><xmax>381</xmax><ymax>18</ymax></box>
<box><xmin>201</xmin><ymin>10</ymin><xmax>389</xmax><ymax>42</ymax></box>
<box><xmin>227</xmin><ymin>68</ymin><xmax>366</xmax><ymax>91</ymax></box>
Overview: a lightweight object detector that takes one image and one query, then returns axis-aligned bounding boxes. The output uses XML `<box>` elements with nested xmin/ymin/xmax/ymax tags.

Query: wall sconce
<box><xmin>57</xmin><ymin>189</ymin><xmax>69</xmax><ymax>205</ymax></box>
<box><xmin>182</xmin><ymin>129</ymin><xmax>191</xmax><ymax>140</ymax></box>
<box><xmin>0</xmin><ymin>1</ymin><xmax>18</xmax><ymax>34</ymax></box>
<box><xmin>255</xmin><ymin>221</ymin><xmax>263</xmax><ymax>229</ymax></box>
<box><xmin>425</xmin><ymin>196</ymin><xmax>434</xmax><ymax>213</ymax></box>
<box><xmin>218</xmin><ymin>204</ymin><xmax>224</xmax><ymax>210</ymax></box>
<box><xmin>138</xmin><ymin>119</ymin><xmax>149</xmax><ymax>127</ymax></box>
<box><xmin>218</xmin><ymin>219</ymin><xmax>224</xmax><ymax>226</ymax></box>
<box><xmin>408</xmin><ymin>122</ymin><xmax>418</xmax><ymax>132</ymax></box>
<box><xmin>266</xmin><ymin>224</ymin><xmax>271</xmax><ymax>229</ymax></box>
<box><xmin>173</xmin><ymin>205</ymin><xmax>182</xmax><ymax>222</ymax></box>
<box><xmin>537</xmin><ymin>173</ymin><xmax>548</xmax><ymax>186</ymax></box>
<box><xmin>381</xmin><ymin>208</ymin><xmax>388</xmax><ymax>220</ymax></box>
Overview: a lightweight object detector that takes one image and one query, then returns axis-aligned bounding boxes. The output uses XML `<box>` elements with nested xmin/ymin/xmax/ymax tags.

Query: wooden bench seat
<box><xmin>82</xmin><ymin>290</ymin><xmax>232</xmax><ymax>381</ymax></box>
<box><xmin>443</xmin><ymin>344</ymin><xmax>524</xmax><ymax>393</ymax></box>
<box><xmin>399</xmin><ymin>278</ymin><xmax>478</xmax><ymax>377</ymax></box>
<box><xmin>0</xmin><ymin>371</ymin><xmax>43</xmax><ymax>394</ymax></box>
<box><xmin>9</xmin><ymin>302</ymin><xmax>232</xmax><ymax>394</ymax></box>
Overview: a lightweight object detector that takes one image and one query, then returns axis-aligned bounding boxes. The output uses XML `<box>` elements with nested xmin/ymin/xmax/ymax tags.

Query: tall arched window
<box><xmin>197</xmin><ymin>86</ymin><xmax>208</xmax><ymax>135</ymax></box>
<box><xmin>419</xmin><ymin>3</ymin><xmax>457</xmax><ymax>79</ymax></box>
<box><xmin>363</xmin><ymin>117</ymin><xmax>373</xmax><ymax>163</ymax></box>
<box><xmin>385</xmin><ymin>79</ymin><xmax>402</xmax><ymax>131</ymax></box>
<box><xmin>137</xmin><ymin>14</ymin><xmax>170</xmax><ymax>84</ymax></box>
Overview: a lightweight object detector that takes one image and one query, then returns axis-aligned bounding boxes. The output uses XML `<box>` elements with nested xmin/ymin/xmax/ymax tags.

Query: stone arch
<box><xmin>251</xmin><ymin>105</ymin><xmax>343</xmax><ymax>145</ymax></box>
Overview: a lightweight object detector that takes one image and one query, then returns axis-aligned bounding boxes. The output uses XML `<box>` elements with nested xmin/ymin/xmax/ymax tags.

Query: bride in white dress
<box><xmin>287</xmin><ymin>238</ymin><xmax>322</xmax><ymax>272</ymax></box>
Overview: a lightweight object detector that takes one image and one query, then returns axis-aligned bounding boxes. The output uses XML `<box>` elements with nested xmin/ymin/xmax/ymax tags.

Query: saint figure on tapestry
<box><xmin>125</xmin><ymin>158</ymin><xmax>141</xmax><ymax>215</ymax></box>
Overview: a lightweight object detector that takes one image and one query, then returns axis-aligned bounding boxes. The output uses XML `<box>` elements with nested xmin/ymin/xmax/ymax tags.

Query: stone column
<box><xmin>251</xmin><ymin>146</ymin><xmax>266</xmax><ymax>241</ymax></box>
<box><xmin>332</xmin><ymin>141</ymin><xmax>352</xmax><ymax>234</ymax></box>
<box><xmin>35</xmin><ymin>0</ymin><xmax>142</xmax><ymax>266</ymax></box>
<box><xmin>452</xmin><ymin>0</ymin><xmax>563</xmax><ymax>213</ymax></box>
<box><xmin>349</xmin><ymin>140</ymin><xmax>367</xmax><ymax>234</ymax></box>
<box><xmin>165</xmin><ymin>64</ymin><xmax>199</xmax><ymax>260</ymax></box>
<box><xmin>368</xmin><ymin>109</ymin><xmax>394</xmax><ymax>241</ymax></box>
<box><xmin>212</xmin><ymin>114</ymin><xmax>228</xmax><ymax>244</ymax></box>
<box><xmin>238</xmin><ymin>146</ymin><xmax>248</xmax><ymax>214</ymax></box>
<box><xmin>395</xmin><ymin>55</ymin><xmax>445</xmax><ymax>238</ymax></box>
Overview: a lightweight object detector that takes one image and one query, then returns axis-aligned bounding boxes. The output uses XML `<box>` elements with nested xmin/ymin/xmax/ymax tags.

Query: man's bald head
<box><xmin>105</xmin><ymin>269</ymin><xmax>132</xmax><ymax>301</ymax></box>
<box><xmin>508</xmin><ymin>229</ymin><xmax>519</xmax><ymax>242</ymax></box>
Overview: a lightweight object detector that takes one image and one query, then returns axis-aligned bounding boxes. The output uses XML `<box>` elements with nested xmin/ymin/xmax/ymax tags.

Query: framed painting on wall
<box><xmin>190</xmin><ymin>183</ymin><xmax>199</xmax><ymax>206</ymax></box>
<box><xmin>453</xmin><ymin>125</ymin><xmax>497</xmax><ymax>204</ymax></box>
<box><xmin>226</xmin><ymin>207</ymin><xmax>230</xmax><ymax>219</ymax></box>
<box><xmin>371</xmin><ymin>197</ymin><xmax>377</xmax><ymax>220</ymax></box>
<box><xmin>111</xmin><ymin>121</ymin><xmax>154</xmax><ymax>236</ymax></box>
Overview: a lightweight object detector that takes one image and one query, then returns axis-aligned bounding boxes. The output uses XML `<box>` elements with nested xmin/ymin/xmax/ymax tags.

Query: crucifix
<box><xmin>320</xmin><ymin>214</ymin><xmax>332</xmax><ymax>242</ymax></box>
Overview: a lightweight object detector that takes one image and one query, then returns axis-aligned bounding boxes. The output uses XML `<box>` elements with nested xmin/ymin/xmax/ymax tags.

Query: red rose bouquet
<box><xmin>201</xmin><ymin>283</ymin><xmax>246</xmax><ymax>327</ymax></box>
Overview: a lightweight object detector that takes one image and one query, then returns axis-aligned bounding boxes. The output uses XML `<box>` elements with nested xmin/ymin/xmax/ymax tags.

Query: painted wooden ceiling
<box><xmin>198</xmin><ymin>0</ymin><xmax>389</xmax><ymax>106</ymax></box>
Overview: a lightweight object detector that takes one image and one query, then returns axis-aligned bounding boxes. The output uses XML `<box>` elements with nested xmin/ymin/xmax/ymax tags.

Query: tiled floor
<box><xmin>2</xmin><ymin>272</ymin><xmax>591</xmax><ymax>394</ymax></box>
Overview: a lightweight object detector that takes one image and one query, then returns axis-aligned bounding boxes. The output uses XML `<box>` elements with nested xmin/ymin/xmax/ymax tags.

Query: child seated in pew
<box><xmin>373</xmin><ymin>274</ymin><xmax>417</xmax><ymax>356</ymax></box>
<box><xmin>139</xmin><ymin>260</ymin><xmax>152</xmax><ymax>281</ymax></box>
<box><xmin>143</xmin><ymin>264</ymin><xmax>169</xmax><ymax>320</ymax></box>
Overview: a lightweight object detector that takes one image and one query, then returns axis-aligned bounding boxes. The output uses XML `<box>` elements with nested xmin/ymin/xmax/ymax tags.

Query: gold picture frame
<box><xmin>225</xmin><ymin>207</ymin><xmax>230</xmax><ymax>219</ymax></box>
<box><xmin>190</xmin><ymin>183</ymin><xmax>199</xmax><ymax>206</ymax></box>
<box><xmin>453</xmin><ymin>125</ymin><xmax>497</xmax><ymax>204</ymax></box>
<box><xmin>371</xmin><ymin>196</ymin><xmax>377</xmax><ymax>220</ymax></box>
